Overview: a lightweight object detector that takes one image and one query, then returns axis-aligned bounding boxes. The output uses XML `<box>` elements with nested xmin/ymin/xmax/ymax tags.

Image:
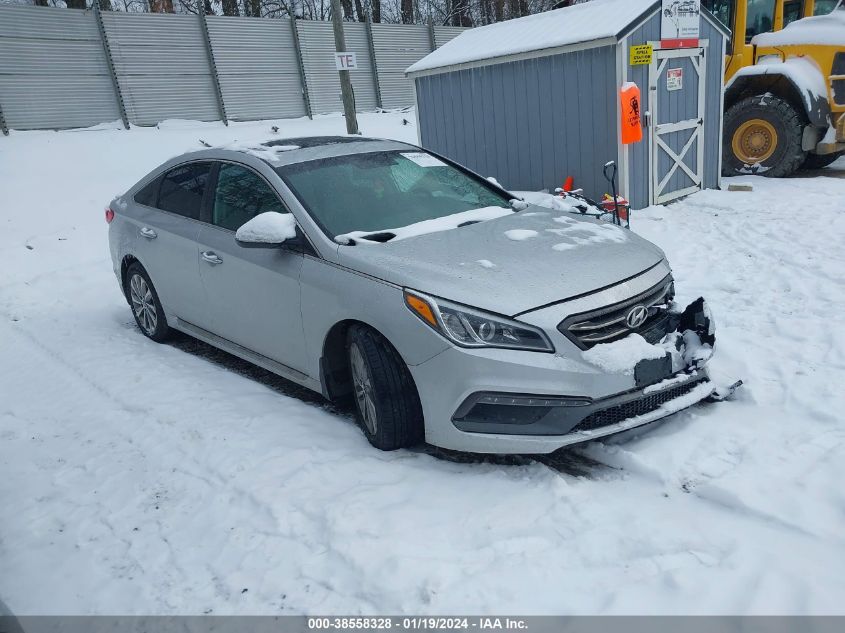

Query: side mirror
<box><xmin>235</xmin><ymin>212</ymin><xmax>298</xmax><ymax>248</ymax></box>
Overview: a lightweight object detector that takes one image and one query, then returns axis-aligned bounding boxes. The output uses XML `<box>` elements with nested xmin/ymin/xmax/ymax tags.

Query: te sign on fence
<box><xmin>661</xmin><ymin>0</ymin><xmax>700</xmax><ymax>48</ymax></box>
<box><xmin>334</xmin><ymin>52</ymin><xmax>358</xmax><ymax>71</ymax></box>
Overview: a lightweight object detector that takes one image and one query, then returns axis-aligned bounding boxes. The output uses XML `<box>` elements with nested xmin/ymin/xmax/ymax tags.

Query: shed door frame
<box><xmin>647</xmin><ymin>42</ymin><xmax>707</xmax><ymax>205</ymax></box>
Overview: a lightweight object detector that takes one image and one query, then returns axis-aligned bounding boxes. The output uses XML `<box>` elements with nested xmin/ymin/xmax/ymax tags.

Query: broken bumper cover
<box><xmin>449</xmin><ymin>298</ymin><xmax>718</xmax><ymax>448</ymax></box>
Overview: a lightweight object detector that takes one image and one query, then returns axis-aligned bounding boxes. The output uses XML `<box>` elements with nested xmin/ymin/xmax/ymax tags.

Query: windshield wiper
<box><xmin>355</xmin><ymin>232</ymin><xmax>396</xmax><ymax>243</ymax></box>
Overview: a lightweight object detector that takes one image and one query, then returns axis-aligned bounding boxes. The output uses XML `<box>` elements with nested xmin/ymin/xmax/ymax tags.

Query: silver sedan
<box><xmin>108</xmin><ymin>136</ymin><xmax>716</xmax><ymax>454</ymax></box>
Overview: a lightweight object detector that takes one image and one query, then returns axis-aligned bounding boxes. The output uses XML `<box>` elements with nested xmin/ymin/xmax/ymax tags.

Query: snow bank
<box><xmin>334</xmin><ymin>206</ymin><xmax>512</xmax><ymax>245</ymax></box>
<box><xmin>235</xmin><ymin>212</ymin><xmax>297</xmax><ymax>244</ymax></box>
<box><xmin>752</xmin><ymin>10</ymin><xmax>845</xmax><ymax>47</ymax></box>
<box><xmin>406</xmin><ymin>0</ymin><xmax>654</xmax><ymax>74</ymax></box>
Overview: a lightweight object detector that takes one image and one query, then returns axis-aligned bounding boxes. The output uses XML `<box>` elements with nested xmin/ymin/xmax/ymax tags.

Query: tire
<box><xmin>801</xmin><ymin>151</ymin><xmax>844</xmax><ymax>171</ymax></box>
<box><xmin>722</xmin><ymin>94</ymin><xmax>806</xmax><ymax>178</ymax></box>
<box><xmin>346</xmin><ymin>324</ymin><xmax>424</xmax><ymax>451</ymax></box>
<box><xmin>125</xmin><ymin>262</ymin><xmax>171</xmax><ymax>342</ymax></box>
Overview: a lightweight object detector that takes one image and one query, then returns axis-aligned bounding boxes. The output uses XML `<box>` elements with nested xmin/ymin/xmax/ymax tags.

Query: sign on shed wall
<box><xmin>661</xmin><ymin>0</ymin><xmax>701</xmax><ymax>48</ymax></box>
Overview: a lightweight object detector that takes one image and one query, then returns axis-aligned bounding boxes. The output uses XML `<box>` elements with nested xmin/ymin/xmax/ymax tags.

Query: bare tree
<box><xmin>221</xmin><ymin>0</ymin><xmax>239</xmax><ymax>15</ymax></box>
<box><xmin>400</xmin><ymin>0</ymin><xmax>411</xmax><ymax>22</ymax></box>
<box><xmin>149</xmin><ymin>0</ymin><xmax>174</xmax><ymax>12</ymax></box>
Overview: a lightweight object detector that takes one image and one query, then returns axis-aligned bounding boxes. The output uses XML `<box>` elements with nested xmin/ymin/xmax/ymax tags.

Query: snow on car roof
<box><xmin>406</xmin><ymin>0</ymin><xmax>656</xmax><ymax>75</ymax></box>
<box><xmin>752</xmin><ymin>9</ymin><xmax>845</xmax><ymax>48</ymax></box>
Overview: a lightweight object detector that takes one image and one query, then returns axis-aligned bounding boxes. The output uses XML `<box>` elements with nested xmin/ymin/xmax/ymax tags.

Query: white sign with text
<box><xmin>334</xmin><ymin>52</ymin><xmax>358</xmax><ymax>71</ymax></box>
<box><xmin>661</xmin><ymin>0</ymin><xmax>701</xmax><ymax>48</ymax></box>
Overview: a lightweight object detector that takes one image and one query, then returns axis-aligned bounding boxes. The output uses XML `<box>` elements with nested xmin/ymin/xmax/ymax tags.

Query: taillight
<box><xmin>105</xmin><ymin>207</ymin><xmax>115</xmax><ymax>224</ymax></box>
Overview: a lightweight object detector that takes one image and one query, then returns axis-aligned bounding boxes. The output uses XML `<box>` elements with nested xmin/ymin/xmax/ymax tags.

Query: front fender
<box><xmin>726</xmin><ymin>56</ymin><xmax>831</xmax><ymax>129</ymax></box>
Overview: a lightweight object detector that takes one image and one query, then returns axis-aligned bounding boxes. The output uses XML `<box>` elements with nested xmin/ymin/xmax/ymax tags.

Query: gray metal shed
<box><xmin>407</xmin><ymin>0</ymin><xmax>730</xmax><ymax>209</ymax></box>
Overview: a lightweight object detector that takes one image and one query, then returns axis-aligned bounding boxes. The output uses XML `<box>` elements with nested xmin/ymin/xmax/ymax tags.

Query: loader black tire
<box><xmin>723</xmin><ymin>94</ymin><xmax>806</xmax><ymax>178</ymax></box>
<box><xmin>801</xmin><ymin>151</ymin><xmax>844</xmax><ymax>171</ymax></box>
<box><xmin>346</xmin><ymin>324</ymin><xmax>425</xmax><ymax>451</ymax></box>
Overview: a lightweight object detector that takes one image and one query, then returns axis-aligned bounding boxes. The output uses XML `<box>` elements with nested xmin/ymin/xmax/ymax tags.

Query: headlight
<box><xmin>404</xmin><ymin>290</ymin><xmax>554</xmax><ymax>352</ymax></box>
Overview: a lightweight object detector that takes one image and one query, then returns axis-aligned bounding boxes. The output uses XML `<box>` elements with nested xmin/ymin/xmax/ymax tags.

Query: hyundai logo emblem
<box><xmin>625</xmin><ymin>305</ymin><xmax>649</xmax><ymax>329</ymax></box>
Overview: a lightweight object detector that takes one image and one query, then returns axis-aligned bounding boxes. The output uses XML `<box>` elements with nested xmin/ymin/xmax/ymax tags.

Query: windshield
<box><xmin>277</xmin><ymin>150</ymin><xmax>512</xmax><ymax>240</ymax></box>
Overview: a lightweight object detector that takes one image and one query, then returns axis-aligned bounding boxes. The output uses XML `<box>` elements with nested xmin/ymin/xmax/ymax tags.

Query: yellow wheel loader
<box><xmin>703</xmin><ymin>0</ymin><xmax>845</xmax><ymax>176</ymax></box>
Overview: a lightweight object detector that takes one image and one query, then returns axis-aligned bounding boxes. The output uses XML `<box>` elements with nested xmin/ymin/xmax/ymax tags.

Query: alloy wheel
<box><xmin>130</xmin><ymin>273</ymin><xmax>158</xmax><ymax>336</ymax></box>
<box><xmin>350</xmin><ymin>342</ymin><xmax>378</xmax><ymax>434</ymax></box>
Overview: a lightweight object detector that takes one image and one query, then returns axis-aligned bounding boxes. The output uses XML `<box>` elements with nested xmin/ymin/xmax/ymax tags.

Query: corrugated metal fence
<box><xmin>0</xmin><ymin>3</ymin><xmax>467</xmax><ymax>134</ymax></box>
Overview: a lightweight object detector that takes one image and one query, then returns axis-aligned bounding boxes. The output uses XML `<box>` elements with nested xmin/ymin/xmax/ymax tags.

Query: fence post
<box><xmin>291</xmin><ymin>18</ymin><xmax>313</xmax><ymax>119</ymax></box>
<box><xmin>428</xmin><ymin>20</ymin><xmax>436</xmax><ymax>51</ymax></box>
<box><xmin>197</xmin><ymin>0</ymin><xmax>228</xmax><ymax>125</ymax></box>
<box><xmin>0</xmin><ymin>100</ymin><xmax>8</xmax><ymax>136</ymax></box>
<box><xmin>365</xmin><ymin>14</ymin><xmax>382</xmax><ymax>109</ymax></box>
<box><xmin>93</xmin><ymin>0</ymin><xmax>129</xmax><ymax>129</ymax></box>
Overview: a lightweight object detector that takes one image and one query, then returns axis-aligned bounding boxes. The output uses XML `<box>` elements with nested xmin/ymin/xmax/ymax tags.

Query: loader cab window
<box><xmin>813</xmin><ymin>0</ymin><xmax>841</xmax><ymax>14</ymax></box>
<box><xmin>746</xmin><ymin>0</ymin><xmax>777</xmax><ymax>42</ymax></box>
<box><xmin>702</xmin><ymin>0</ymin><xmax>735</xmax><ymax>32</ymax></box>
<box><xmin>783</xmin><ymin>0</ymin><xmax>804</xmax><ymax>26</ymax></box>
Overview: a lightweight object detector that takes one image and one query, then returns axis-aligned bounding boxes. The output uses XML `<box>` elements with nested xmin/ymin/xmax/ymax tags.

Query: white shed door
<box><xmin>648</xmin><ymin>46</ymin><xmax>706</xmax><ymax>205</ymax></box>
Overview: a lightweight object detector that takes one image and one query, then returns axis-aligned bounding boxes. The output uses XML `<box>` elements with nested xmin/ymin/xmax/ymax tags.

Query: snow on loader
<box><xmin>702</xmin><ymin>0</ymin><xmax>845</xmax><ymax>176</ymax></box>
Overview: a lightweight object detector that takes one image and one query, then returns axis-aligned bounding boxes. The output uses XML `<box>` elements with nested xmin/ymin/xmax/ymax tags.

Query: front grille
<box><xmin>570</xmin><ymin>377</ymin><xmax>707</xmax><ymax>433</ymax></box>
<box><xmin>558</xmin><ymin>276</ymin><xmax>675</xmax><ymax>350</ymax></box>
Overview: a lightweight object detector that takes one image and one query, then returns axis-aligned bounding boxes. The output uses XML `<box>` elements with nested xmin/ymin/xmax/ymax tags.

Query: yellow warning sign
<box><xmin>629</xmin><ymin>44</ymin><xmax>654</xmax><ymax>66</ymax></box>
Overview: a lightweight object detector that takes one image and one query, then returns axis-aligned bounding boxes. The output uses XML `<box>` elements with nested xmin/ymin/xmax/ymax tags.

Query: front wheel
<box><xmin>347</xmin><ymin>325</ymin><xmax>424</xmax><ymax>451</ymax></box>
<box><xmin>723</xmin><ymin>94</ymin><xmax>806</xmax><ymax>178</ymax></box>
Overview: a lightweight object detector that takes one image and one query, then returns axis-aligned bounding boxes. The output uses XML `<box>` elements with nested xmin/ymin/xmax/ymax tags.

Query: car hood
<box><xmin>336</xmin><ymin>207</ymin><xmax>667</xmax><ymax>317</ymax></box>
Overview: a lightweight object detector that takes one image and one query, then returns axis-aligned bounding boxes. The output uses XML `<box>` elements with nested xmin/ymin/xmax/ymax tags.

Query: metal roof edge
<box><xmin>406</xmin><ymin>36</ymin><xmax>618</xmax><ymax>79</ymax></box>
<box><xmin>616</xmin><ymin>1</ymin><xmax>661</xmax><ymax>40</ymax></box>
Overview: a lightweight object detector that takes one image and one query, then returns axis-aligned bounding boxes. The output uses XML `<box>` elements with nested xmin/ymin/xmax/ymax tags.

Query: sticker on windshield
<box><xmin>401</xmin><ymin>152</ymin><xmax>447</xmax><ymax>167</ymax></box>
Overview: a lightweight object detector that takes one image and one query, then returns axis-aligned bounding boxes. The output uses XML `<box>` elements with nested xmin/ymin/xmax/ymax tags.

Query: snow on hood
<box><xmin>406</xmin><ymin>0</ymin><xmax>655</xmax><ymax>74</ymax></box>
<box><xmin>752</xmin><ymin>9</ymin><xmax>845</xmax><ymax>48</ymax></box>
<box><xmin>336</xmin><ymin>206</ymin><xmax>666</xmax><ymax>316</ymax></box>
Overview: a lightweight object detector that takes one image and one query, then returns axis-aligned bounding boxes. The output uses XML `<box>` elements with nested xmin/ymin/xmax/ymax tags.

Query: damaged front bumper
<box><xmin>445</xmin><ymin>298</ymin><xmax>722</xmax><ymax>451</ymax></box>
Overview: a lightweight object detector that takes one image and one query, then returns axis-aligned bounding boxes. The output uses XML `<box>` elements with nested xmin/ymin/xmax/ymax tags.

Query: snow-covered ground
<box><xmin>1</xmin><ymin>112</ymin><xmax>845</xmax><ymax>615</ymax></box>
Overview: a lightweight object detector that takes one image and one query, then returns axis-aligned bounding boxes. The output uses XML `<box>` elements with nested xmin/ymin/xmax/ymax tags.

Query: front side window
<box><xmin>278</xmin><ymin>151</ymin><xmax>511</xmax><ymax>239</ymax></box>
<box><xmin>157</xmin><ymin>162</ymin><xmax>212</xmax><ymax>220</ymax></box>
<box><xmin>746</xmin><ymin>0</ymin><xmax>777</xmax><ymax>41</ymax></box>
<box><xmin>212</xmin><ymin>163</ymin><xmax>288</xmax><ymax>232</ymax></box>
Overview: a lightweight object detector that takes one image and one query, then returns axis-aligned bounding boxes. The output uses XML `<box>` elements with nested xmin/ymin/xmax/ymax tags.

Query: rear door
<box><xmin>132</xmin><ymin>162</ymin><xmax>211</xmax><ymax>327</ymax></box>
<box><xmin>197</xmin><ymin>161</ymin><xmax>308</xmax><ymax>374</ymax></box>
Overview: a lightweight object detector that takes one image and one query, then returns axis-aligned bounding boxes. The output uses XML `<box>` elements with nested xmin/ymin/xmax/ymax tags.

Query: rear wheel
<box><xmin>347</xmin><ymin>324</ymin><xmax>424</xmax><ymax>451</ymax></box>
<box><xmin>126</xmin><ymin>262</ymin><xmax>171</xmax><ymax>342</ymax></box>
<box><xmin>723</xmin><ymin>95</ymin><xmax>806</xmax><ymax>178</ymax></box>
<box><xmin>801</xmin><ymin>151</ymin><xmax>844</xmax><ymax>170</ymax></box>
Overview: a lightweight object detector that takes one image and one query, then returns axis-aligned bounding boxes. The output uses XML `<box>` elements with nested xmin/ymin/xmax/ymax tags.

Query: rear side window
<box><xmin>134</xmin><ymin>178</ymin><xmax>160</xmax><ymax>207</ymax></box>
<box><xmin>212</xmin><ymin>163</ymin><xmax>288</xmax><ymax>231</ymax></box>
<box><xmin>157</xmin><ymin>162</ymin><xmax>212</xmax><ymax>220</ymax></box>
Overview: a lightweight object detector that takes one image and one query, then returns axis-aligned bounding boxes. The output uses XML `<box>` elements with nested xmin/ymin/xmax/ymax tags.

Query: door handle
<box><xmin>140</xmin><ymin>227</ymin><xmax>157</xmax><ymax>239</ymax></box>
<box><xmin>201</xmin><ymin>251</ymin><xmax>223</xmax><ymax>265</ymax></box>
